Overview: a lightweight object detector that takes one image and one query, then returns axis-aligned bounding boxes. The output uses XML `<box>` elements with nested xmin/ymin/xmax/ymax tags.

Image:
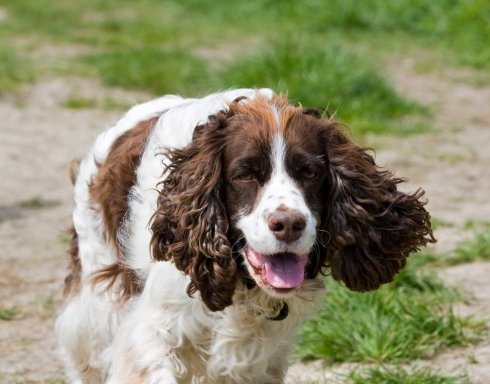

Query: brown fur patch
<box><xmin>69</xmin><ymin>159</ymin><xmax>80</xmax><ymax>186</ymax></box>
<box><xmin>63</xmin><ymin>225</ymin><xmax>81</xmax><ymax>297</ymax></box>
<box><xmin>89</xmin><ymin>117</ymin><xmax>158</xmax><ymax>299</ymax></box>
<box><xmin>229</xmin><ymin>94</ymin><xmax>299</xmax><ymax>135</ymax></box>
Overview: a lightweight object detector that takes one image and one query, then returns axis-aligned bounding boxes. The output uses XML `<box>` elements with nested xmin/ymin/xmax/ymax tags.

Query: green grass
<box><xmin>0</xmin><ymin>44</ymin><xmax>34</xmax><ymax>92</ymax></box>
<box><xmin>348</xmin><ymin>366</ymin><xmax>466</xmax><ymax>384</ymax></box>
<box><xmin>449</xmin><ymin>231</ymin><xmax>490</xmax><ymax>265</ymax></box>
<box><xmin>80</xmin><ymin>37</ymin><xmax>428</xmax><ymax>135</ymax></box>
<box><xmin>63</xmin><ymin>97</ymin><xmax>98</xmax><ymax>110</ymax></box>
<box><xmin>19</xmin><ymin>196</ymin><xmax>61</xmax><ymax>209</ymax></box>
<box><xmin>410</xmin><ymin>230</ymin><xmax>490</xmax><ymax>267</ymax></box>
<box><xmin>216</xmin><ymin>39</ymin><xmax>426</xmax><ymax>135</ymax></box>
<box><xmin>1</xmin><ymin>0</ymin><xmax>488</xmax><ymax>133</ymax></box>
<box><xmin>296</xmin><ymin>268</ymin><xmax>482</xmax><ymax>363</ymax></box>
<box><xmin>0</xmin><ymin>0</ymin><xmax>180</xmax><ymax>45</ymax></box>
<box><xmin>63</xmin><ymin>96</ymin><xmax>131</xmax><ymax>111</ymax></box>
<box><xmin>0</xmin><ymin>306</ymin><xmax>19</xmax><ymax>320</ymax></box>
<box><xmin>463</xmin><ymin>219</ymin><xmax>490</xmax><ymax>231</ymax></box>
<box><xmin>1</xmin><ymin>1</ymin><xmax>488</xmax><ymax>68</ymax></box>
<box><xmin>408</xmin><ymin>249</ymin><xmax>441</xmax><ymax>268</ymax></box>
<box><xmin>431</xmin><ymin>218</ymin><xmax>454</xmax><ymax>230</ymax></box>
<box><xmin>38</xmin><ymin>295</ymin><xmax>57</xmax><ymax>319</ymax></box>
<box><xmin>261</xmin><ymin>0</ymin><xmax>490</xmax><ymax>70</ymax></box>
<box><xmin>297</xmin><ymin>231</ymin><xmax>490</xmax><ymax>364</ymax></box>
<box><xmin>82</xmin><ymin>49</ymin><xmax>210</xmax><ymax>96</ymax></box>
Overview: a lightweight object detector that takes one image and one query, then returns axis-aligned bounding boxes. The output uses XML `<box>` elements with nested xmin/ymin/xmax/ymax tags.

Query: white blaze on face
<box><xmin>237</xmin><ymin>132</ymin><xmax>318</xmax><ymax>291</ymax></box>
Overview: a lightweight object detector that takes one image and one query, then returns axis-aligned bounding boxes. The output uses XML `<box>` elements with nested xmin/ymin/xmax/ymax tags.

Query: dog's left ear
<box><xmin>319</xmin><ymin>120</ymin><xmax>435</xmax><ymax>291</ymax></box>
<box><xmin>151</xmin><ymin>111</ymin><xmax>237</xmax><ymax>311</ymax></box>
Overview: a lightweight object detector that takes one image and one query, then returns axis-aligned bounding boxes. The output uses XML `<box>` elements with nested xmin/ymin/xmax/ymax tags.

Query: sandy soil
<box><xmin>0</xmin><ymin>58</ymin><xmax>489</xmax><ymax>383</ymax></box>
<box><xmin>0</xmin><ymin>79</ymin><xmax>147</xmax><ymax>382</ymax></box>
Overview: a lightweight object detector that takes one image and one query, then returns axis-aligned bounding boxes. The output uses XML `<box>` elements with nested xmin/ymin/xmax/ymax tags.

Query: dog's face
<box><xmin>151</xmin><ymin>94</ymin><xmax>434</xmax><ymax>311</ymax></box>
<box><xmin>223</xmin><ymin>100</ymin><xmax>328</xmax><ymax>297</ymax></box>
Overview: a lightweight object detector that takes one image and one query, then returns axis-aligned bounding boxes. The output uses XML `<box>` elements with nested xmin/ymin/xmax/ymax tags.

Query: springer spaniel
<box><xmin>56</xmin><ymin>89</ymin><xmax>434</xmax><ymax>383</ymax></box>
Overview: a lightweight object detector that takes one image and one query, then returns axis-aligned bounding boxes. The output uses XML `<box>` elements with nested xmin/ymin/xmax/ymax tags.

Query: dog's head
<box><xmin>151</xmin><ymin>95</ymin><xmax>435</xmax><ymax>311</ymax></box>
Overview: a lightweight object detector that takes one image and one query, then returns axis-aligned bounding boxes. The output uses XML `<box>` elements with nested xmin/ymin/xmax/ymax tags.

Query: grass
<box><xmin>267</xmin><ymin>0</ymin><xmax>490</xmax><ymax>70</ymax></box>
<box><xmin>82</xmin><ymin>49</ymin><xmax>210</xmax><ymax>96</ymax></box>
<box><xmin>296</xmin><ymin>230</ymin><xmax>490</xmax><ymax>367</ymax></box>
<box><xmin>216</xmin><ymin>39</ymin><xmax>426</xmax><ymax>135</ymax></box>
<box><xmin>1</xmin><ymin>0</ymin><xmax>488</xmax><ymax>133</ymax></box>
<box><xmin>296</xmin><ymin>268</ymin><xmax>482</xmax><ymax>363</ymax></box>
<box><xmin>0</xmin><ymin>44</ymin><xmax>34</xmax><ymax>92</ymax></box>
<box><xmin>449</xmin><ymin>231</ymin><xmax>490</xmax><ymax>265</ymax></box>
<box><xmin>63</xmin><ymin>97</ymin><xmax>98</xmax><ymax>110</ymax></box>
<box><xmin>408</xmin><ymin>249</ymin><xmax>441</xmax><ymax>268</ymax></box>
<box><xmin>63</xmin><ymin>96</ymin><xmax>131</xmax><ymax>111</ymax></box>
<box><xmin>430</xmin><ymin>218</ymin><xmax>454</xmax><ymax>230</ymax></box>
<box><xmin>0</xmin><ymin>306</ymin><xmax>19</xmax><ymax>321</ymax></box>
<box><xmin>38</xmin><ymin>295</ymin><xmax>57</xmax><ymax>319</ymax></box>
<box><xmin>348</xmin><ymin>366</ymin><xmax>466</xmax><ymax>384</ymax></box>
<box><xmin>464</xmin><ymin>219</ymin><xmax>490</xmax><ymax>231</ymax></box>
<box><xmin>4</xmin><ymin>0</ymin><xmax>487</xmax><ymax>73</ymax></box>
<box><xmin>80</xmin><ymin>36</ymin><xmax>428</xmax><ymax>135</ymax></box>
<box><xmin>410</xmin><ymin>230</ymin><xmax>490</xmax><ymax>267</ymax></box>
<box><xmin>19</xmin><ymin>196</ymin><xmax>61</xmax><ymax>210</ymax></box>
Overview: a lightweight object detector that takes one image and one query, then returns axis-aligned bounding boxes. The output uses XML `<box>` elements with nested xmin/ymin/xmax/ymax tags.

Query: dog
<box><xmin>56</xmin><ymin>89</ymin><xmax>434</xmax><ymax>383</ymax></box>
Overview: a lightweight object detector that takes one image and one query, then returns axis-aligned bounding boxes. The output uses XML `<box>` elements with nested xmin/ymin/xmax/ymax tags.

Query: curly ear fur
<box><xmin>150</xmin><ymin>112</ymin><xmax>237</xmax><ymax>311</ymax></box>
<box><xmin>320</xmin><ymin>123</ymin><xmax>435</xmax><ymax>291</ymax></box>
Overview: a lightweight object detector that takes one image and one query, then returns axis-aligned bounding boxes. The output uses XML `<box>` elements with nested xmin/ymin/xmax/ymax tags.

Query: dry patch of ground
<box><xmin>0</xmin><ymin>78</ymin><xmax>148</xmax><ymax>382</ymax></box>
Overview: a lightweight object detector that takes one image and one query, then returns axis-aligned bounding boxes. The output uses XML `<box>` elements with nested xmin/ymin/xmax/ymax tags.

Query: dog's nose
<box><xmin>267</xmin><ymin>210</ymin><xmax>306</xmax><ymax>242</ymax></box>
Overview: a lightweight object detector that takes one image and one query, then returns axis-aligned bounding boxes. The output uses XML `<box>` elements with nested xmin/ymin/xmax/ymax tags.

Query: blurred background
<box><xmin>0</xmin><ymin>1</ymin><xmax>489</xmax><ymax>383</ymax></box>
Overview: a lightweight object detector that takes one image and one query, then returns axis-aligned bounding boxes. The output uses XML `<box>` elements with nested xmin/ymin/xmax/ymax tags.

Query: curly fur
<box><xmin>151</xmin><ymin>112</ymin><xmax>238</xmax><ymax>311</ymax></box>
<box><xmin>320</xmin><ymin>125</ymin><xmax>435</xmax><ymax>290</ymax></box>
<box><xmin>56</xmin><ymin>89</ymin><xmax>435</xmax><ymax>384</ymax></box>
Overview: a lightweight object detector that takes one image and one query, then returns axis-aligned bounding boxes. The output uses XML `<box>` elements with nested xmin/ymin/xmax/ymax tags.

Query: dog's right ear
<box><xmin>150</xmin><ymin>111</ymin><xmax>238</xmax><ymax>312</ymax></box>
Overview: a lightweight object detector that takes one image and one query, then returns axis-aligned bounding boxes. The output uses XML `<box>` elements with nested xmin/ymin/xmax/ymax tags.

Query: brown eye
<box><xmin>302</xmin><ymin>168</ymin><xmax>318</xmax><ymax>180</ymax></box>
<box><xmin>237</xmin><ymin>173</ymin><xmax>255</xmax><ymax>181</ymax></box>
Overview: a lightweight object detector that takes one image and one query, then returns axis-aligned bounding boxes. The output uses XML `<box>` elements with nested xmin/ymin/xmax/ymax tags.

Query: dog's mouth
<box><xmin>244</xmin><ymin>246</ymin><xmax>308</xmax><ymax>291</ymax></box>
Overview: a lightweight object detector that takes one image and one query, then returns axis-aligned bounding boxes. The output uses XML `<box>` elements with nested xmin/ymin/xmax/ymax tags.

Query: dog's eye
<box><xmin>237</xmin><ymin>172</ymin><xmax>255</xmax><ymax>181</ymax></box>
<box><xmin>302</xmin><ymin>168</ymin><xmax>318</xmax><ymax>180</ymax></box>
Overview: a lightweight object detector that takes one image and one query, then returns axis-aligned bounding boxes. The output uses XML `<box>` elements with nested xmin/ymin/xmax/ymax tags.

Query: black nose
<box><xmin>267</xmin><ymin>210</ymin><xmax>306</xmax><ymax>242</ymax></box>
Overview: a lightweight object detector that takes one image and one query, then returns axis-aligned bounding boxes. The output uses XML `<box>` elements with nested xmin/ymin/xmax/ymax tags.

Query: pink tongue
<box><xmin>262</xmin><ymin>253</ymin><xmax>307</xmax><ymax>289</ymax></box>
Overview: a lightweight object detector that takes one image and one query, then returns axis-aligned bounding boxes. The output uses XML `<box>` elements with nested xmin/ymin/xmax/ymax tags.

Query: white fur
<box><xmin>237</xmin><ymin>133</ymin><xmax>318</xmax><ymax>256</ymax></box>
<box><xmin>122</xmin><ymin>89</ymin><xmax>273</xmax><ymax>278</ymax></box>
<box><xmin>56</xmin><ymin>89</ymin><xmax>325</xmax><ymax>384</ymax></box>
<box><xmin>57</xmin><ymin>94</ymin><xmax>191</xmax><ymax>383</ymax></box>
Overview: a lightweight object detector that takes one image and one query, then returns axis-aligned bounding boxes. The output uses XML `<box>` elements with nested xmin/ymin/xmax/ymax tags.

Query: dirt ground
<box><xmin>0</xmin><ymin>57</ymin><xmax>489</xmax><ymax>383</ymax></box>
